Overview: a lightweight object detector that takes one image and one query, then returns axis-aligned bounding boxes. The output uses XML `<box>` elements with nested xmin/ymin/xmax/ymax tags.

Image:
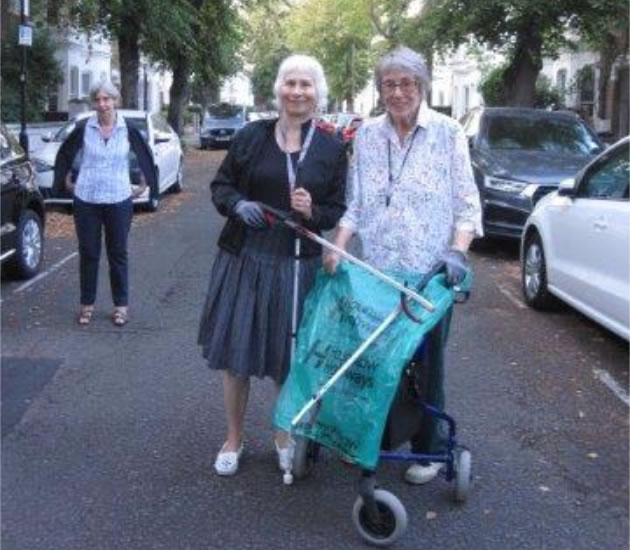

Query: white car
<box><xmin>521</xmin><ymin>136</ymin><xmax>630</xmax><ymax>340</ymax></box>
<box><xmin>32</xmin><ymin>110</ymin><xmax>183</xmax><ymax>211</ymax></box>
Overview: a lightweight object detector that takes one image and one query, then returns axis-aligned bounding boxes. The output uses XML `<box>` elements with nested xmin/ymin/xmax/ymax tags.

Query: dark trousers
<box><xmin>73</xmin><ymin>197</ymin><xmax>133</xmax><ymax>307</ymax></box>
<box><xmin>409</xmin><ymin>306</ymin><xmax>453</xmax><ymax>455</ymax></box>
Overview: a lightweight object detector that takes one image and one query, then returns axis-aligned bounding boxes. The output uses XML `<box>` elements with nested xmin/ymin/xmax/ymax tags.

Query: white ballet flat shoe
<box><xmin>404</xmin><ymin>462</ymin><xmax>443</xmax><ymax>485</ymax></box>
<box><xmin>214</xmin><ymin>442</ymin><xmax>244</xmax><ymax>476</ymax></box>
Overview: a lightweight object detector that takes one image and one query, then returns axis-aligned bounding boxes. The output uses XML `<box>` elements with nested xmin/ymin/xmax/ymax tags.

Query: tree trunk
<box><xmin>597</xmin><ymin>29</ymin><xmax>629</xmax><ymax>119</ymax></box>
<box><xmin>167</xmin><ymin>56</ymin><xmax>190</xmax><ymax>136</ymax></box>
<box><xmin>502</xmin><ymin>26</ymin><xmax>542</xmax><ymax>107</ymax></box>
<box><xmin>118</xmin><ymin>16</ymin><xmax>140</xmax><ymax>109</ymax></box>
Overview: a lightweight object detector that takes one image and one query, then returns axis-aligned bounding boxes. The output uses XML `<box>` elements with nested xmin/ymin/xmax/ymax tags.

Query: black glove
<box><xmin>233</xmin><ymin>200</ymin><xmax>266</xmax><ymax>228</ymax></box>
<box><xmin>442</xmin><ymin>249</ymin><xmax>469</xmax><ymax>287</ymax></box>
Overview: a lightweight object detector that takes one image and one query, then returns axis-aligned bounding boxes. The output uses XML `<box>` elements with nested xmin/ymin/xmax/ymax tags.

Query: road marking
<box><xmin>12</xmin><ymin>252</ymin><xmax>78</xmax><ymax>294</ymax></box>
<box><xmin>593</xmin><ymin>368</ymin><xmax>630</xmax><ymax>407</ymax></box>
<box><xmin>496</xmin><ymin>284</ymin><xmax>526</xmax><ymax>309</ymax></box>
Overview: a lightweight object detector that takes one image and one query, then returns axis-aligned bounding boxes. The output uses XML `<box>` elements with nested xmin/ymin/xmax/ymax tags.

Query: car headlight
<box><xmin>484</xmin><ymin>175</ymin><xmax>528</xmax><ymax>193</ymax></box>
<box><xmin>32</xmin><ymin>158</ymin><xmax>53</xmax><ymax>172</ymax></box>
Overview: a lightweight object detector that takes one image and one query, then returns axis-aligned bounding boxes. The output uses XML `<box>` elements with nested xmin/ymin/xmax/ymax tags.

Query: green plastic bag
<box><xmin>273</xmin><ymin>261</ymin><xmax>470</xmax><ymax>470</ymax></box>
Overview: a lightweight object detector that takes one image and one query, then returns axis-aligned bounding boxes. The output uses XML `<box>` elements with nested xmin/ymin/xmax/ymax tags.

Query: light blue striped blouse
<box><xmin>74</xmin><ymin>114</ymin><xmax>132</xmax><ymax>204</ymax></box>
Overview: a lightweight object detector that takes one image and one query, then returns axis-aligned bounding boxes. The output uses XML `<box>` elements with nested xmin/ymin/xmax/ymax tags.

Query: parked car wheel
<box><xmin>171</xmin><ymin>160</ymin><xmax>183</xmax><ymax>193</ymax></box>
<box><xmin>522</xmin><ymin>232</ymin><xmax>557</xmax><ymax>310</ymax></box>
<box><xmin>146</xmin><ymin>195</ymin><xmax>160</xmax><ymax>213</ymax></box>
<box><xmin>7</xmin><ymin>209</ymin><xmax>44</xmax><ymax>279</ymax></box>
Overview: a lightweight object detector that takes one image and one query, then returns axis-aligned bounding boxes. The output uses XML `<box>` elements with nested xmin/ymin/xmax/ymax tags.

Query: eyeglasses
<box><xmin>381</xmin><ymin>78</ymin><xmax>417</xmax><ymax>94</ymax></box>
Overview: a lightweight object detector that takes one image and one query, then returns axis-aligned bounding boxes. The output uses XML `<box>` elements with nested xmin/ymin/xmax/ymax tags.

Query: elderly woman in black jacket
<box><xmin>198</xmin><ymin>54</ymin><xmax>347</xmax><ymax>476</ymax></box>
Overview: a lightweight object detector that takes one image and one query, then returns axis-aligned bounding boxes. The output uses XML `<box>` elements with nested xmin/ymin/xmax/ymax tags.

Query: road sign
<box><xmin>18</xmin><ymin>25</ymin><xmax>32</xmax><ymax>47</ymax></box>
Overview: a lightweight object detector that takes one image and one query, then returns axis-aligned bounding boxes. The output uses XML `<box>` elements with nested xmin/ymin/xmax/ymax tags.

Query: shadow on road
<box><xmin>470</xmin><ymin>236</ymin><xmax>520</xmax><ymax>261</ymax></box>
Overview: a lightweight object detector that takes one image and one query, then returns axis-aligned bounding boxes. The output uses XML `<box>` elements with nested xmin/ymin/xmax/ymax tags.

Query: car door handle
<box><xmin>593</xmin><ymin>218</ymin><xmax>608</xmax><ymax>230</ymax></box>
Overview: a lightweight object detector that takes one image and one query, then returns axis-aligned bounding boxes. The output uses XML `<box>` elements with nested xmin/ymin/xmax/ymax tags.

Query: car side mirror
<box><xmin>557</xmin><ymin>177</ymin><xmax>576</xmax><ymax>197</ymax></box>
<box><xmin>41</xmin><ymin>132</ymin><xmax>52</xmax><ymax>143</ymax></box>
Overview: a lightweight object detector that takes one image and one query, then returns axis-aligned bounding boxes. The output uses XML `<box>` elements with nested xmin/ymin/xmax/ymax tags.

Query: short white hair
<box><xmin>89</xmin><ymin>80</ymin><xmax>121</xmax><ymax>102</ymax></box>
<box><xmin>273</xmin><ymin>54</ymin><xmax>328</xmax><ymax>113</ymax></box>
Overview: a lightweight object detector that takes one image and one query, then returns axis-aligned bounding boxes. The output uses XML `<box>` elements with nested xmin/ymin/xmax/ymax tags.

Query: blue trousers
<box><xmin>73</xmin><ymin>197</ymin><xmax>133</xmax><ymax>307</ymax></box>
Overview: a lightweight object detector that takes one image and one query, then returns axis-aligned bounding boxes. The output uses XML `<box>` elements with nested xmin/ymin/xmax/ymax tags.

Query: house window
<box><xmin>70</xmin><ymin>66</ymin><xmax>79</xmax><ymax>99</ymax></box>
<box><xmin>556</xmin><ymin>69</ymin><xmax>567</xmax><ymax>99</ymax></box>
<box><xmin>48</xmin><ymin>91</ymin><xmax>59</xmax><ymax>112</ymax></box>
<box><xmin>81</xmin><ymin>72</ymin><xmax>92</xmax><ymax>97</ymax></box>
<box><xmin>579</xmin><ymin>65</ymin><xmax>595</xmax><ymax>118</ymax></box>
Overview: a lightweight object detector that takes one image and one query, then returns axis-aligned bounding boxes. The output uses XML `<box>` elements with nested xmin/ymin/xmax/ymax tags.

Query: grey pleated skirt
<box><xmin>198</xmin><ymin>223</ymin><xmax>321</xmax><ymax>384</ymax></box>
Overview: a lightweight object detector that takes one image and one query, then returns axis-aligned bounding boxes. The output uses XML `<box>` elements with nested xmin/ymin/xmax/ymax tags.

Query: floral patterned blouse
<box><xmin>338</xmin><ymin>102</ymin><xmax>483</xmax><ymax>273</ymax></box>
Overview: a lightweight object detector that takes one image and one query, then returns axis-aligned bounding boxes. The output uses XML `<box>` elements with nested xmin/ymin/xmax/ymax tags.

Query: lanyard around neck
<box><xmin>386</xmin><ymin>126</ymin><xmax>420</xmax><ymax>207</ymax></box>
<box><xmin>285</xmin><ymin>120</ymin><xmax>316</xmax><ymax>190</ymax></box>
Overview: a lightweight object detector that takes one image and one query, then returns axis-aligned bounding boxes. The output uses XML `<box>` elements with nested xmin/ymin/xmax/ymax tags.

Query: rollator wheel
<box><xmin>454</xmin><ymin>448</ymin><xmax>472</xmax><ymax>502</ymax></box>
<box><xmin>352</xmin><ymin>489</ymin><xmax>408</xmax><ymax>546</ymax></box>
<box><xmin>292</xmin><ymin>435</ymin><xmax>317</xmax><ymax>480</ymax></box>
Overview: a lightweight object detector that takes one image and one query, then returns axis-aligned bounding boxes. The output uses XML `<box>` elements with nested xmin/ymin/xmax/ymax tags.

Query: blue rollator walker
<box><xmin>262</xmin><ymin>204</ymin><xmax>472</xmax><ymax>547</ymax></box>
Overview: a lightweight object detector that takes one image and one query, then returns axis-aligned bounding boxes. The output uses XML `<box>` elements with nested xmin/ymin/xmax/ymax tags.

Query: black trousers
<box><xmin>73</xmin><ymin>197</ymin><xmax>133</xmax><ymax>307</ymax></box>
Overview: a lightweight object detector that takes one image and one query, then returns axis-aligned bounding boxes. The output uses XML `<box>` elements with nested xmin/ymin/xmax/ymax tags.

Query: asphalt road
<box><xmin>2</xmin><ymin>147</ymin><xmax>628</xmax><ymax>550</ymax></box>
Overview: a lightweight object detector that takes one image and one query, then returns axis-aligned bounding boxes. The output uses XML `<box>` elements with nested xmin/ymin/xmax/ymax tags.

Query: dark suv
<box><xmin>461</xmin><ymin>107</ymin><xmax>604</xmax><ymax>238</ymax></box>
<box><xmin>200</xmin><ymin>103</ymin><xmax>247</xmax><ymax>149</ymax></box>
<box><xmin>1</xmin><ymin>124</ymin><xmax>45</xmax><ymax>279</ymax></box>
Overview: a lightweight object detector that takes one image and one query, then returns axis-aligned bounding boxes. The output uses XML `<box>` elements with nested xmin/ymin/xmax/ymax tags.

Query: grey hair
<box><xmin>273</xmin><ymin>54</ymin><xmax>328</xmax><ymax>113</ymax></box>
<box><xmin>375</xmin><ymin>46</ymin><xmax>431</xmax><ymax>101</ymax></box>
<box><xmin>89</xmin><ymin>80</ymin><xmax>120</xmax><ymax>102</ymax></box>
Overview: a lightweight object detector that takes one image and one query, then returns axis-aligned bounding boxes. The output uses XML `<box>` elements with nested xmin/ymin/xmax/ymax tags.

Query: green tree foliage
<box><xmin>578</xmin><ymin>1</ymin><xmax>628</xmax><ymax>118</ymax></box>
<box><xmin>412</xmin><ymin>0</ymin><xmax>627</xmax><ymax>107</ymax></box>
<box><xmin>284</xmin><ymin>0</ymin><xmax>374</xmax><ymax>111</ymax></box>
<box><xmin>60</xmin><ymin>0</ymin><xmax>199</xmax><ymax>108</ymax></box>
<box><xmin>142</xmin><ymin>0</ymin><xmax>243</xmax><ymax>134</ymax></box>
<box><xmin>1</xmin><ymin>23</ymin><xmax>63</xmax><ymax>122</ymax></box>
<box><xmin>58</xmin><ymin>0</ymin><xmax>242</xmax><ymax>132</ymax></box>
<box><xmin>480</xmin><ymin>65</ymin><xmax>560</xmax><ymax>108</ymax></box>
<box><xmin>245</xmin><ymin>2</ymin><xmax>291</xmax><ymax>107</ymax></box>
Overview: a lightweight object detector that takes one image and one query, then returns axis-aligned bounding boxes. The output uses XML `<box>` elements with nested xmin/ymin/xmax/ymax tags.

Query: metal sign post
<box><xmin>18</xmin><ymin>0</ymin><xmax>32</xmax><ymax>153</ymax></box>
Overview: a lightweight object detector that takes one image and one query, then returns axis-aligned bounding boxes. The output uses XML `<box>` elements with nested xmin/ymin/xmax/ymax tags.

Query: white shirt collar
<box><xmin>87</xmin><ymin>112</ymin><xmax>127</xmax><ymax>130</ymax></box>
<box><xmin>382</xmin><ymin>101</ymin><xmax>430</xmax><ymax>143</ymax></box>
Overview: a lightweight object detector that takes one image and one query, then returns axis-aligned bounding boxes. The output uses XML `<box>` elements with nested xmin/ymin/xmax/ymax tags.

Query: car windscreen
<box><xmin>206</xmin><ymin>104</ymin><xmax>243</xmax><ymax>120</ymax></box>
<box><xmin>53</xmin><ymin>121</ymin><xmax>78</xmax><ymax>142</ymax></box>
<box><xmin>484</xmin><ymin>115</ymin><xmax>603</xmax><ymax>155</ymax></box>
<box><xmin>125</xmin><ymin>118</ymin><xmax>148</xmax><ymax>141</ymax></box>
<box><xmin>53</xmin><ymin>117</ymin><xmax>149</xmax><ymax>143</ymax></box>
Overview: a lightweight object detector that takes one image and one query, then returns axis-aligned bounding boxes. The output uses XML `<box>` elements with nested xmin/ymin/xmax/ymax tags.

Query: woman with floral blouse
<box><xmin>324</xmin><ymin>46</ymin><xmax>482</xmax><ymax>485</ymax></box>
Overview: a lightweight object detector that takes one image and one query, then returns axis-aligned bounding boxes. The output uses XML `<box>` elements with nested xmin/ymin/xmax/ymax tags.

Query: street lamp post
<box><xmin>18</xmin><ymin>0</ymin><xmax>32</xmax><ymax>153</ymax></box>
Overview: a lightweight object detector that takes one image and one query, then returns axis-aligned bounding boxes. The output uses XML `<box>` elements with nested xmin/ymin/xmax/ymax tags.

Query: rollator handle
<box><xmin>400</xmin><ymin>262</ymin><xmax>446</xmax><ymax>323</ymax></box>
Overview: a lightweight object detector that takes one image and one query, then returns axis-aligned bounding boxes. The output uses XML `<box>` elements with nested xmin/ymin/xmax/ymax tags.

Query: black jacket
<box><xmin>212</xmin><ymin>118</ymin><xmax>347</xmax><ymax>256</ymax></box>
<box><xmin>53</xmin><ymin>116</ymin><xmax>159</xmax><ymax>200</ymax></box>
